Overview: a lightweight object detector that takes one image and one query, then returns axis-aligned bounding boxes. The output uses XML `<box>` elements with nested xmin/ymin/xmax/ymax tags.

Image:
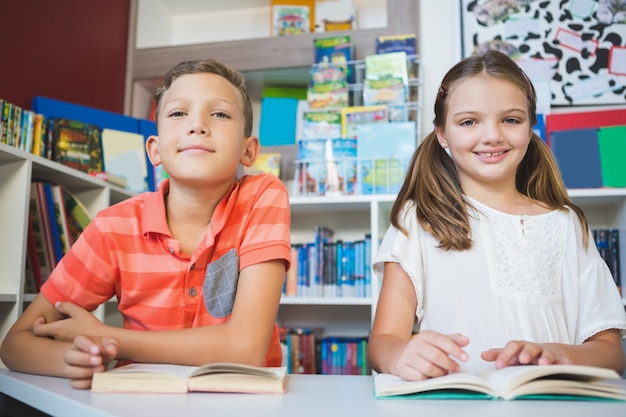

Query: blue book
<box><xmin>549</xmin><ymin>128</ymin><xmax>603</xmax><ymax>189</ymax></box>
<box><xmin>259</xmin><ymin>98</ymin><xmax>298</xmax><ymax>146</ymax></box>
<box><xmin>356</xmin><ymin>122</ymin><xmax>416</xmax><ymax>194</ymax></box>
<box><xmin>43</xmin><ymin>183</ymin><xmax>64</xmax><ymax>265</ymax></box>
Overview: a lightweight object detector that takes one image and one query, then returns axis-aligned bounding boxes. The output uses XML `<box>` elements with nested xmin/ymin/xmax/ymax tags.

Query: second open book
<box><xmin>91</xmin><ymin>362</ymin><xmax>287</xmax><ymax>394</ymax></box>
<box><xmin>374</xmin><ymin>364</ymin><xmax>626</xmax><ymax>401</ymax></box>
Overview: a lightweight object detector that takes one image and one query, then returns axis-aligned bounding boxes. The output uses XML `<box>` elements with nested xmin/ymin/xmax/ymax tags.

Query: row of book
<box><xmin>24</xmin><ymin>182</ymin><xmax>92</xmax><ymax>293</ymax></box>
<box><xmin>0</xmin><ymin>97</ymin><xmax>150</xmax><ymax>193</ymax></box>
<box><xmin>280</xmin><ymin>327</ymin><xmax>369</xmax><ymax>375</ymax></box>
<box><xmin>593</xmin><ymin>228</ymin><xmax>622</xmax><ymax>296</ymax></box>
<box><xmin>284</xmin><ymin>226</ymin><xmax>372</xmax><ymax>299</ymax></box>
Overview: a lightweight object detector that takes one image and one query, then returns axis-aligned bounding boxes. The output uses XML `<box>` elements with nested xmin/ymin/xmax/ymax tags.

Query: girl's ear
<box><xmin>435</xmin><ymin>127</ymin><xmax>448</xmax><ymax>148</ymax></box>
<box><xmin>145</xmin><ymin>135</ymin><xmax>162</xmax><ymax>167</ymax></box>
<box><xmin>241</xmin><ymin>135</ymin><xmax>260</xmax><ymax>167</ymax></box>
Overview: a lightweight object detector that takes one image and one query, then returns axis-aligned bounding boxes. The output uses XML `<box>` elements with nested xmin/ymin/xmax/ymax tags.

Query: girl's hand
<box><xmin>63</xmin><ymin>335</ymin><xmax>119</xmax><ymax>389</ymax></box>
<box><xmin>33</xmin><ymin>301</ymin><xmax>103</xmax><ymax>342</ymax></box>
<box><xmin>481</xmin><ymin>340</ymin><xmax>569</xmax><ymax>369</ymax></box>
<box><xmin>391</xmin><ymin>330</ymin><xmax>470</xmax><ymax>381</ymax></box>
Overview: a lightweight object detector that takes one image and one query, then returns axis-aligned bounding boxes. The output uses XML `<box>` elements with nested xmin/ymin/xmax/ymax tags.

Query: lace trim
<box><xmin>578</xmin><ymin>323</ymin><xmax>626</xmax><ymax>345</ymax></box>
<box><xmin>474</xmin><ymin>205</ymin><xmax>567</xmax><ymax>304</ymax></box>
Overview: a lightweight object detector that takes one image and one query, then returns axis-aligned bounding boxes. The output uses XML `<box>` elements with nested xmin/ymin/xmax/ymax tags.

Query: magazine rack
<box><xmin>294</xmin><ymin>55</ymin><xmax>422</xmax><ymax>197</ymax></box>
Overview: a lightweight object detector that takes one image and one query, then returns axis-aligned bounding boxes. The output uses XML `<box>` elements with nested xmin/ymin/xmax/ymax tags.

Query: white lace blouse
<box><xmin>373</xmin><ymin>197</ymin><xmax>626</xmax><ymax>373</ymax></box>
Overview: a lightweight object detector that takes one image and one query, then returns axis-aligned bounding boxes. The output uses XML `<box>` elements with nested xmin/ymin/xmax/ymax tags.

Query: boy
<box><xmin>0</xmin><ymin>60</ymin><xmax>291</xmax><ymax>389</ymax></box>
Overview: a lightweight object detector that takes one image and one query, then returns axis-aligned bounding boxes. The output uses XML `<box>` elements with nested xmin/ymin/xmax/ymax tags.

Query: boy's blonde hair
<box><xmin>153</xmin><ymin>59</ymin><xmax>254</xmax><ymax>137</ymax></box>
<box><xmin>392</xmin><ymin>50</ymin><xmax>590</xmax><ymax>250</ymax></box>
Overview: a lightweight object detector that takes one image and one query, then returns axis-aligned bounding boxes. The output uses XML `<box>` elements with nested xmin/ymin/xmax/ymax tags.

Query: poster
<box><xmin>460</xmin><ymin>0</ymin><xmax>626</xmax><ymax>106</ymax></box>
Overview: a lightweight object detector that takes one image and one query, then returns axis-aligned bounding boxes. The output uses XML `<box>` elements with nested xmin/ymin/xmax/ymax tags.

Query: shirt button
<box><xmin>189</xmin><ymin>287</ymin><xmax>197</xmax><ymax>297</ymax></box>
<box><xmin>190</xmin><ymin>263</ymin><xmax>196</xmax><ymax>271</ymax></box>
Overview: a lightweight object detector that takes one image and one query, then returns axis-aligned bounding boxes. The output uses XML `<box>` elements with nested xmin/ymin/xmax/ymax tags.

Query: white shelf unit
<box><xmin>0</xmin><ymin>143</ymin><xmax>134</xmax><ymax>366</ymax></box>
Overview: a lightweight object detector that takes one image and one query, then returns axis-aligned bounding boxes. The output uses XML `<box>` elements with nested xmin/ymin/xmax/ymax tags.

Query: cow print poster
<box><xmin>460</xmin><ymin>0</ymin><xmax>626</xmax><ymax>107</ymax></box>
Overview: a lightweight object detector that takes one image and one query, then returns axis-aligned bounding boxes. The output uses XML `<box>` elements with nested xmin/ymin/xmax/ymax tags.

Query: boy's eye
<box><xmin>168</xmin><ymin>110</ymin><xmax>186</xmax><ymax>117</ymax></box>
<box><xmin>213</xmin><ymin>111</ymin><xmax>230</xmax><ymax>119</ymax></box>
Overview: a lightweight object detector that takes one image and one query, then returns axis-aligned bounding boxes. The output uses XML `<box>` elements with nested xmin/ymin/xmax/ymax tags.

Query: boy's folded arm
<box><xmin>108</xmin><ymin>260</ymin><xmax>286</xmax><ymax>366</ymax></box>
<box><xmin>0</xmin><ymin>294</ymin><xmax>74</xmax><ymax>376</ymax></box>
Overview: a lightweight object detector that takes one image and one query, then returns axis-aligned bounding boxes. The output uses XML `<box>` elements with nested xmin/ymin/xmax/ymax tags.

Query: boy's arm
<box><xmin>34</xmin><ymin>259</ymin><xmax>286</xmax><ymax>366</ymax></box>
<box><xmin>0</xmin><ymin>294</ymin><xmax>75</xmax><ymax>376</ymax></box>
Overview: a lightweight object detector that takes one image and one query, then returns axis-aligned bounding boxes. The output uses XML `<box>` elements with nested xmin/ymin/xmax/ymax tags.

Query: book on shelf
<box><xmin>50</xmin><ymin>185</ymin><xmax>71</xmax><ymax>255</ymax></box>
<box><xmin>61</xmin><ymin>188</ymin><xmax>93</xmax><ymax>247</ymax></box>
<box><xmin>375</xmin><ymin>33</ymin><xmax>417</xmax><ymax>55</ymax></box>
<box><xmin>314</xmin><ymin>225</ymin><xmax>334</xmax><ymax>297</ymax></box>
<box><xmin>356</xmin><ymin>122</ymin><xmax>416</xmax><ymax>194</ymax></box>
<box><xmin>314</xmin><ymin>0</ymin><xmax>356</xmax><ymax>32</ymax></box>
<box><xmin>29</xmin><ymin>183</ymin><xmax>53</xmax><ymax>282</ymax></box>
<box><xmin>89</xmin><ymin>171</ymin><xmax>129</xmax><ymax>188</ymax></box>
<box><xmin>593</xmin><ymin>228</ymin><xmax>621</xmax><ymax>296</ymax></box>
<box><xmin>307</xmin><ymin>66</ymin><xmax>349</xmax><ymax>109</ymax></box>
<box><xmin>301</xmin><ymin>109</ymin><xmax>342</xmax><ymax>140</ymax></box>
<box><xmin>101</xmin><ymin>128</ymin><xmax>148</xmax><ymax>193</ymax></box>
<box><xmin>91</xmin><ymin>362</ymin><xmax>287</xmax><ymax>394</ymax></box>
<box><xmin>340</xmin><ymin>105</ymin><xmax>388</xmax><ymax>139</ymax></box>
<box><xmin>313</xmin><ymin>35</ymin><xmax>354</xmax><ymax>83</ymax></box>
<box><xmin>373</xmin><ymin>364</ymin><xmax>626</xmax><ymax>401</ymax></box>
<box><xmin>271</xmin><ymin>3</ymin><xmax>312</xmax><ymax>36</ymax></box>
<box><xmin>50</xmin><ymin>118</ymin><xmax>104</xmax><ymax>174</ymax></box>
<box><xmin>24</xmin><ymin>215</ymin><xmax>43</xmax><ymax>293</ymax></box>
<box><xmin>32</xmin><ymin>182</ymin><xmax>60</xmax><ymax>269</ymax></box>
<box><xmin>41</xmin><ymin>183</ymin><xmax>64</xmax><ymax>265</ymax></box>
<box><xmin>294</xmin><ymin>138</ymin><xmax>357</xmax><ymax>196</ymax></box>
<box><xmin>242</xmin><ymin>152</ymin><xmax>281</xmax><ymax>177</ymax></box>
<box><xmin>363</xmin><ymin>51</ymin><xmax>409</xmax><ymax>107</ymax></box>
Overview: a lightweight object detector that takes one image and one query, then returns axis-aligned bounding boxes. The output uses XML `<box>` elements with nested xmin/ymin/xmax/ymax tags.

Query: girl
<box><xmin>367</xmin><ymin>50</ymin><xmax>626</xmax><ymax>381</ymax></box>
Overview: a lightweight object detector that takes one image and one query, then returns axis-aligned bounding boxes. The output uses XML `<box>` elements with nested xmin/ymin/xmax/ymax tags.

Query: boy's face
<box><xmin>435</xmin><ymin>75</ymin><xmax>532</xmax><ymax>195</ymax></box>
<box><xmin>147</xmin><ymin>72</ymin><xmax>257</xmax><ymax>188</ymax></box>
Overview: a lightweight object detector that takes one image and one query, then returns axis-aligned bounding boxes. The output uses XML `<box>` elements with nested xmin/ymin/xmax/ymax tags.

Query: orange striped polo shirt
<box><xmin>41</xmin><ymin>174</ymin><xmax>291</xmax><ymax>366</ymax></box>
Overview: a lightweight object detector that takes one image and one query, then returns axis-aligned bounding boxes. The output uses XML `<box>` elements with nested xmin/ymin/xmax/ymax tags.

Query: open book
<box><xmin>374</xmin><ymin>364</ymin><xmax>626</xmax><ymax>401</ymax></box>
<box><xmin>91</xmin><ymin>363</ymin><xmax>287</xmax><ymax>394</ymax></box>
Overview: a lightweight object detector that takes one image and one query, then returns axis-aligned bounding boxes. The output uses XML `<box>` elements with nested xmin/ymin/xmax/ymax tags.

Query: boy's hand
<box><xmin>64</xmin><ymin>335</ymin><xmax>119</xmax><ymax>389</ymax></box>
<box><xmin>481</xmin><ymin>340</ymin><xmax>569</xmax><ymax>368</ymax></box>
<box><xmin>33</xmin><ymin>301</ymin><xmax>103</xmax><ymax>342</ymax></box>
<box><xmin>391</xmin><ymin>330</ymin><xmax>470</xmax><ymax>381</ymax></box>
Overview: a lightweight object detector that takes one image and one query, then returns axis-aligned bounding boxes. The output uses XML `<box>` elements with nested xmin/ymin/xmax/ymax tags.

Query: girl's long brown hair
<box><xmin>391</xmin><ymin>50</ymin><xmax>590</xmax><ymax>250</ymax></box>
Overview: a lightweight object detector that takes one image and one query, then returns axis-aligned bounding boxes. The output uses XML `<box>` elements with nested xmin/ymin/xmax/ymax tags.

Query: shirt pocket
<box><xmin>203</xmin><ymin>249</ymin><xmax>240</xmax><ymax>318</ymax></box>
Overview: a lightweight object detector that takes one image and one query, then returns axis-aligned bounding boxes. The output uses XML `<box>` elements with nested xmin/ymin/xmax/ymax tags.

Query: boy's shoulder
<box><xmin>238</xmin><ymin>173</ymin><xmax>287</xmax><ymax>194</ymax></box>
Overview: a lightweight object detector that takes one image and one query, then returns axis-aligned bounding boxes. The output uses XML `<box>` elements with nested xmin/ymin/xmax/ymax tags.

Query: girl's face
<box><xmin>435</xmin><ymin>74</ymin><xmax>532</xmax><ymax>195</ymax></box>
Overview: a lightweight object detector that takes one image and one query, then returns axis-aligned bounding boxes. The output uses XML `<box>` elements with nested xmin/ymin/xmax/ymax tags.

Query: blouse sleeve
<box><xmin>373</xmin><ymin>203</ymin><xmax>426</xmax><ymax>321</ymax></box>
<box><xmin>566</xmin><ymin>211</ymin><xmax>626</xmax><ymax>344</ymax></box>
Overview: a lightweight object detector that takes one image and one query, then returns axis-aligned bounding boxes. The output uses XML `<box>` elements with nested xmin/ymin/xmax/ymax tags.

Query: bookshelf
<box><xmin>0</xmin><ymin>143</ymin><xmax>133</xmax><ymax>365</ymax></box>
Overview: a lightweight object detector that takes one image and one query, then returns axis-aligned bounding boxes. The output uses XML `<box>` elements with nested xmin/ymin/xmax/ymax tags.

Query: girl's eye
<box><xmin>460</xmin><ymin>119</ymin><xmax>475</xmax><ymax>126</ymax></box>
<box><xmin>504</xmin><ymin>117</ymin><xmax>520</xmax><ymax>124</ymax></box>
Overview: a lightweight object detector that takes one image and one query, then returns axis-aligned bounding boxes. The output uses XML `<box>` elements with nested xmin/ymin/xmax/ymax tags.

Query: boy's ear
<box><xmin>240</xmin><ymin>135</ymin><xmax>260</xmax><ymax>167</ymax></box>
<box><xmin>145</xmin><ymin>135</ymin><xmax>162</xmax><ymax>167</ymax></box>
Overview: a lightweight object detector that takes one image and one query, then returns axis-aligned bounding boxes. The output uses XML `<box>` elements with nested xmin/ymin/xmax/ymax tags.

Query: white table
<box><xmin>2</xmin><ymin>368</ymin><xmax>626</xmax><ymax>417</ymax></box>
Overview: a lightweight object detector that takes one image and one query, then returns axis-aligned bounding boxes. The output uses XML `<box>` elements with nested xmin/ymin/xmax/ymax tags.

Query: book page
<box><xmin>478</xmin><ymin>364</ymin><xmax>622</xmax><ymax>399</ymax></box>
<box><xmin>374</xmin><ymin>372</ymin><xmax>494</xmax><ymax>397</ymax></box>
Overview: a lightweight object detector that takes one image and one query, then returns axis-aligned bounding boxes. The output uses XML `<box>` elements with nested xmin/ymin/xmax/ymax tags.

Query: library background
<box><xmin>0</xmin><ymin>0</ymin><xmax>625</xmax><ymax>376</ymax></box>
